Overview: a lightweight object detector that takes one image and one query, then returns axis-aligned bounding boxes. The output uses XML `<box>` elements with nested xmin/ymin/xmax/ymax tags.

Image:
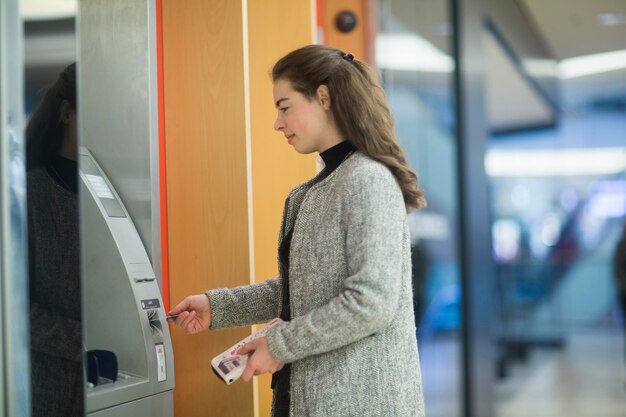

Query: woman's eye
<box><xmin>279</xmin><ymin>107</ymin><xmax>288</xmax><ymax>113</ymax></box>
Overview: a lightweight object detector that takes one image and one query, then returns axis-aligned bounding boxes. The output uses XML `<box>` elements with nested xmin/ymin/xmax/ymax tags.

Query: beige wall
<box><xmin>162</xmin><ymin>0</ymin><xmax>315</xmax><ymax>415</ymax></box>
<box><xmin>247</xmin><ymin>3</ymin><xmax>316</xmax><ymax>414</ymax></box>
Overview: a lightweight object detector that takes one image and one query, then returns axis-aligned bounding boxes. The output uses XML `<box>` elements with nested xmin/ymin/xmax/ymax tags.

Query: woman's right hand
<box><xmin>167</xmin><ymin>294</ymin><xmax>212</xmax><ymax>333</ymax></box>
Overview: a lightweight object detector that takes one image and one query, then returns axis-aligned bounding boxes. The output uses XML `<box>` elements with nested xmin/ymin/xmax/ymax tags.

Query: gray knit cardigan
<box><xmin>207</xmin><ymin>152</ymin><xmax>425</xmax><ymax>417</ymax></box>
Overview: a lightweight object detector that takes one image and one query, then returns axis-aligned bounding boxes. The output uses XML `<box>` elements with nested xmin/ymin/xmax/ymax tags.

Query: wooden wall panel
<box><xmin>162</xmin><ymin>1</ymin><xmax>254</xmax><ymax>416</ymax></box>
<box><xmin>247</xmin><ymin>1</ymin><xmax>316</xmax><ymax>415</ymax></box>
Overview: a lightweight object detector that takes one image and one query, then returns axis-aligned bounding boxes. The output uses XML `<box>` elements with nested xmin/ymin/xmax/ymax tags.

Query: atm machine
<box><xmin>80</xmin><ymin>147</ymin><xmax>174</xmax><ymax>417</ymax></box>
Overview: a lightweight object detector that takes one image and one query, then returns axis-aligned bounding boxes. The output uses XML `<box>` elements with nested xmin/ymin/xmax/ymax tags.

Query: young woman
<box><xmin>169</xmin><ymin>45</ymin><xmax>427</xmax><ymax>417</ymax></box>
<box><xmin>26</xmin><ymin>62</ymin><xmax>83</xmax><ymax>417</ymax></box>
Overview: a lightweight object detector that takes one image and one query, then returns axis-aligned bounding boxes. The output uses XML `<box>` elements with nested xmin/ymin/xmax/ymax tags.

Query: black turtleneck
<box><xmin>272</xmin><ymin>140</ymin><xmax>356</xmax><ymax>417</ymax></box>
<box><xmin>319</xmin><ymin>140</ymin><xmax>357</xmax><ymax>174</ymax></box>
<box><xmin>46</xmin><ymin>154</ymin><xmax>78</xmax><ymax>194</ymax></box>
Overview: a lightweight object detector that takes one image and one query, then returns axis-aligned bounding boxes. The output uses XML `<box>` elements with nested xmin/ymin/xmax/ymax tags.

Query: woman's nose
<box><xmin>274</xmin><ymin>115</ymin><xmax>284</xmax><ymax>131</ymax></box>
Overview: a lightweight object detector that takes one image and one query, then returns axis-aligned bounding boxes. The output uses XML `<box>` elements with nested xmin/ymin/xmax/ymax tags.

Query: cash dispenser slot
<box><xmin>80</xmin><ymin>148</ymin><xmax>174</xmax><ymax>416</ymax></box>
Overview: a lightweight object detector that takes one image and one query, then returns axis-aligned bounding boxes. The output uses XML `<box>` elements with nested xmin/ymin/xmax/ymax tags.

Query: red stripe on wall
<box><xmin>317</xmin><ymin>0</ymin><xmax>324</xmax><ymax>29</ymax></box>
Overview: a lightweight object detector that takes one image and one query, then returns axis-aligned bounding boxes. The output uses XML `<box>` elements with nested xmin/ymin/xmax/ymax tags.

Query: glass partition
<box><xmin>377</xmin><ymin>1</ymin><xmax>462</xmax><ymax>416</ymax></box>
<box><xmin>487</xmin><ymin>34</ymin><xmax>626</xmax><ymax>417</ymax></box>
<box><xmin>1</xmin><ymin>0</ymin><xmax>29</xmax><ymax>414</ymax></box>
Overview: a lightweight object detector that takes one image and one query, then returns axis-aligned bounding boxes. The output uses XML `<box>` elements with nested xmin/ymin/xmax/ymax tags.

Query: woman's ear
<box><xmin>316</xmin><ymin>85</ymin><xmax>331</xmax><ymax>110</ymax></box>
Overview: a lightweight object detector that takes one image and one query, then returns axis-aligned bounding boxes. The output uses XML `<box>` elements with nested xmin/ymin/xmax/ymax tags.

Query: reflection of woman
<box><xmin>170</xmin><ymin>45</ymin><xmax>427</xmax><ymax>416</ymax></box>
<box><xmin>26</xmin><ymin>63</ymin><xmax>83</xmax><ymax>417</ymax></box>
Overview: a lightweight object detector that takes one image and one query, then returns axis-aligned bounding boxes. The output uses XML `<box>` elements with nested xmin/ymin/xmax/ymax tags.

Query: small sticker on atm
<box><xmin>141</xmin><ymin>299</ymin><xmax>160</xmax><ymax>309</ymax></box>
<box><xmin>85</xmin><ymin>174</ymin><xmax>114</xmax><ymax>199</ymax></box>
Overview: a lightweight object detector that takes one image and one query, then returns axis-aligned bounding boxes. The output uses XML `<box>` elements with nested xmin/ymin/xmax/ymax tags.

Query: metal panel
<box><xmin>80</xmin><ymin>149</ymin><xmax>173</xmax><ymax>415</ymax></box>
<box><xmin>0</xmin><ymin>0</ymin><xmax>31</xmax><ymax>415</ymax></box>
<box><xmin>452</xmin><ymin>0</ymin><xmax>562</xmax><ymax>414</ymax></box>
<box><xmin>147</xmin><ymin>0</ymin><xmax>163</xmax><ymax>289</ymax></box>
<box><xmin>78</xmin><ymin>0</ymin><xmax>161</xmax><ymax>283</ymax></box>
<box><xmin>451</xmin><ymin>0</ymin><xmax>496</xmax><ymax>416</ymax></box>
<box><xmin>89</xmin><ymin>390</ymin><xmax>173</xmax><ymax>417</ymax></box>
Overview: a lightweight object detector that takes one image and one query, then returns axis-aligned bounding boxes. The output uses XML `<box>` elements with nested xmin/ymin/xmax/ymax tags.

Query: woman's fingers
<box><xmin>171</xmin><ymin>310</ymin><xmax>189</xmax><ymax>326</ymax></box>
<box><xmin>238</xmin><ymin>337</ymin><xmax>283</xmax><ymax>382</ymax></box>
<box><xmin>168</xmin><ymin>297</ymin><xmax>191</xmax><ymax>317</ymax></box>
<box><xmin>183</xmin><ymin>311</ymin><xmax>199</xmax><ymax>333</ymax></box>
<box><xmin>237</xmin><ymin>339</ymin><xmax>258</xmax><ymax>355</ymax></box>
<box><xmin>241</xmin><ymin>363</ymin><xmax>255</xmax><ymax>382</ymax></box>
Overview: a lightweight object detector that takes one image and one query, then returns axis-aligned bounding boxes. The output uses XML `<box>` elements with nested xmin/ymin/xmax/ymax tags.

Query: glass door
<box><xmin>377</xmin><ymin>1</ymin><xmax>462</xmax><ymax>415</ymax></box>
<box><xmin>0</xmin><ymin>0</ymin><xmax>30</xmax><ymax>415</ymax></box>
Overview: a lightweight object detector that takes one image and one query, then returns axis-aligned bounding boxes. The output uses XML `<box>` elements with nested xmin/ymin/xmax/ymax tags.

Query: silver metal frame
<box><xmin>147</xmin><ymin>0</ymin><xmax>163</xmax><ymax>287</ymax></box>
<box><xmin>78</xmin><ymin>0</ymin><xmax>163</xmax><ymax>288</ymax></box>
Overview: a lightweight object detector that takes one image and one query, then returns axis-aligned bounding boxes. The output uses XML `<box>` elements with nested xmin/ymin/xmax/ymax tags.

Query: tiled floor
<box><xmin>418</xmin><ymin>329</ymin><xmax>626</xmax><ymax>417</ymax></box>
<box><xmin>418</xmin><ymin>333</ymin><xmax>462</xmax><ymax>417</ymax></box>
<box><xmin>495</xmin><ymin>330</ymin><xmax>626</xmax><ymax>417</ymax></box>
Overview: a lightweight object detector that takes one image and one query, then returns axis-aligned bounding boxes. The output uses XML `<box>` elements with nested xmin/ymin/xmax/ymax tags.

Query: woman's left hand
<box><xmin>238</xmin><ymin>336</ymin><xmax>284</xmax><ymax>382</ymax></box>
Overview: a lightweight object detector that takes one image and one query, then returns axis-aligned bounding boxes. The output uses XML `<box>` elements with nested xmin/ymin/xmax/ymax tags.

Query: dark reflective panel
<box><xmin>377</xmin><ymin>1</ymin><xmax>462</xmax><ymax>416</ymax></box>
<box><xmin>23</xmin><ymin>5</ymin><xmax>82</xmax><ymax>417</ymax></box>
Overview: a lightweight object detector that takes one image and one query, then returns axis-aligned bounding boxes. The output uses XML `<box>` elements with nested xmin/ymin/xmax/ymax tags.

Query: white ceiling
<box><xmin>521</xmin><ymin>0</ymin><xmax>626</xmax><ymax>114</ymax></box>
<box><xmin>487</xmin><ymin>0</ymin><xmax>626</xmax><ymax>130</ymax></box>
<box><xmin>485</xmin><ymin>30</ymin><xmax>555</xmax><ymax>132</ymax></box>
<box><xmin>520</xmin><ymin>0</ymin><xmax>626</xmax><ymax>60</ymax></box>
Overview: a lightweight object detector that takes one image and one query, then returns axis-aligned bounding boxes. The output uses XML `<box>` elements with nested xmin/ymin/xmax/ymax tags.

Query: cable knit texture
<box><xmin>207</xmin><ymin>152</ymin><xmax>425</xmax><ymax>417</ymax></box>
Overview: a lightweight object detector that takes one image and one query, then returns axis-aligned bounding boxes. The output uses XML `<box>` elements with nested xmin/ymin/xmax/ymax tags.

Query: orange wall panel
<box><xmin>321</xmin><ymin>0</ymin><xmax>377</xmax><ymax>64</ymax></box>
<box><xmin>162</xmin><ymin>0</ymin><xmax>254</xmax><ymax>416</ymax></box>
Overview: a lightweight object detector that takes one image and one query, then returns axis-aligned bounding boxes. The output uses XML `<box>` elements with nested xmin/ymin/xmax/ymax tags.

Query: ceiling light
<box><xmin>21</xmin><ymin>0</ymin><xmax>77</xmax><ymax>21</ymax></box>
<box><xmin>597</xmin><ymin>12</ymin><xmax>626</xmax><ymax>26</ymax></box>
<box><xmin>485</xmin><ymin>147</ymin><xmax>626</xmax><ymax>177</ymax></box>
<box><xmin>558</xmin><ymin>49</ymin><xmax>626</xmax><ymax>79</ymax></box>
<box><xmin>375</xmin><ymin>33</ymin><xmax>454</xmax><ymax>72</ymax></box>
<box><xmin>523</xmin><ymin>58</ymin><xmax>558</xmax><ymax>78</ymax></box>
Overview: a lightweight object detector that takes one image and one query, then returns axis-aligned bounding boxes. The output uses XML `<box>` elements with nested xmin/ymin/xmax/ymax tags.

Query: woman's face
<box><xmin>273</xmin><ymin>79</ymin><xmax>339</xmax><ymax>154</ymax></box>
<box><xmin>59</xmin><ymin>100</ymin><xmax>78</xmax><ymax>159</ymax></box>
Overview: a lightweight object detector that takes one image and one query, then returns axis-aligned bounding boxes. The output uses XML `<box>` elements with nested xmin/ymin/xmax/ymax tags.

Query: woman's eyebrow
<box><xmin>275</xmin><ymin>97</ymin><xmax>289</xmax><ymax>108</ymax></box>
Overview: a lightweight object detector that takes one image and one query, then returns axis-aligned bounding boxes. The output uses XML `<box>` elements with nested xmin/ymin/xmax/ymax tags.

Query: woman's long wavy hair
<box><xmin>272</xmin><ymin>45</ymin><xmax>426</xmax><ymax>211</ymax></box>
<box><xmin>26</xmin><ymin>62</ymin><xmax>76</xmax><ymax>171</ymax></box>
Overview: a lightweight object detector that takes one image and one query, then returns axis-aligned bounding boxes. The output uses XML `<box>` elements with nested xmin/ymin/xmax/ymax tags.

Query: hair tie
<box><xmin>342</xmin><ymin>53</ymin><xmax>354</xmax><ymax>62</ymax></box>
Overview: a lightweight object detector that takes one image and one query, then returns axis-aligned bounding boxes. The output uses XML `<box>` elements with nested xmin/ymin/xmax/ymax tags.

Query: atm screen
<box><xmin>80</xmin><ymin>153</ymin><xmax>126</xmax><ymax>218</ymax></box>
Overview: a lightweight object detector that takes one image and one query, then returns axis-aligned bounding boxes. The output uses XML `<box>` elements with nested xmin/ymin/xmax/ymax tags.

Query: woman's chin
<box><xmin>292</xmin><ymin>144</ymin><xmax>316</xmax><ymax>155</ymax></box>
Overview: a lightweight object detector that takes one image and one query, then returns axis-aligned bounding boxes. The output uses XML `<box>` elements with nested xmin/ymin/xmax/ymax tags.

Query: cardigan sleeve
<box><xmin>207</xmin><ymin>278</ymin><xmax>282</xmax><ymax>330</ymax></box>
<box><xmin>265</xmin><ymin>163</ymin><xmax>407</xmax><ymax>364</ymax></box>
